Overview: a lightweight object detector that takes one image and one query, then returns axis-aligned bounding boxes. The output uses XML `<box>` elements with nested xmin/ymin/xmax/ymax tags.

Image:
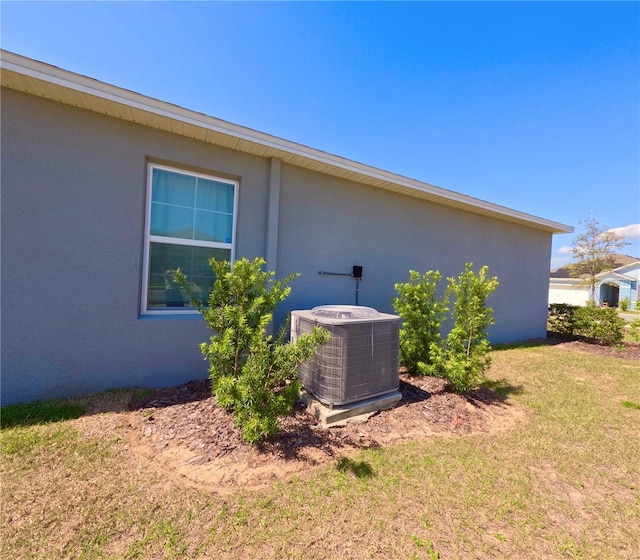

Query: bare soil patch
<box><xmin>126</xmin><ymin>373</ymin><xmax>529</xmax><ymax>494</ymax></box>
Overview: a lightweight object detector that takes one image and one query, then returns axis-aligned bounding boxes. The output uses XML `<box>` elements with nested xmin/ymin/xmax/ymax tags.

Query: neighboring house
<box><xmin>1</xmin><ymin>51</ymin><xmax>572</xmax><ymax>405</ymax></box>
<box><xmin>549</xmin><ymin>256</ymin><xmax>640</xmax><ymax>309</ymax></box>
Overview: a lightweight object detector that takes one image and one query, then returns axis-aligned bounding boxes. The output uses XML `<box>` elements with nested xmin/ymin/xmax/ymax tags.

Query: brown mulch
<box><xmin>127</xmin><ymin>339</ymin><xmax>639</xmax><ymax>493</ymax></box>
<box><xmin>545</xmin><ymin>337</ymin><xmax>640</xmax><ymax>360</ymax></box>
<box><xmin>127</xmin><ymin>374</ymin><xmax>523</xmax><ymax>492</ymax></box>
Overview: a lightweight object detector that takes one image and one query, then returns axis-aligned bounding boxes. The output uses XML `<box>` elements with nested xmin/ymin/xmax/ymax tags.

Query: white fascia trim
<box><xmin>596</xmin><ymin>271</ymin><xmax>633</xmax><ymax>281</ymax></box>
<box><xmin>611</xmin><ymin>262</ymin><xmax>640</xmax><ymax>274</ymax></box>
<box><xmin>549</xmin><ymin>278</ymin><xmax>582</xmax><ymax>284</ymax></box>
<box><xmin>1</xmin><ymin>50</ymin><xmax>573</xmax><ymax>234</ymax></box>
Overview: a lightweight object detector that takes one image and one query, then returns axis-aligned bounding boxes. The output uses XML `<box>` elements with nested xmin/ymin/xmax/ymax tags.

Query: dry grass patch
<box><xmin>1</xmin><ymin>342</ymin><xmax>639</xmax><ymax>559</ymax></box>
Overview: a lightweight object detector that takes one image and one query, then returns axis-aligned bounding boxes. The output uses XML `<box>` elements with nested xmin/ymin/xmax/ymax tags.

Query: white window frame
<box><xmin>141</xmin><ymin>163</ymin><xmax>238</xmax><ymax>315</ymax></box>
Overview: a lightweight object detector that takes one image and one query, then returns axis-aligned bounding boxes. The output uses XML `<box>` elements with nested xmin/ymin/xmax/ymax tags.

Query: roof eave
<box><xmin>611</xmin><ymin>261</ymin><xmax>640</xmax><ymax>273</ymax></box>
<box><xmin>0</xmin><ymin>49</ymin><xmax>573</xmax><ymax>235</ymax></box>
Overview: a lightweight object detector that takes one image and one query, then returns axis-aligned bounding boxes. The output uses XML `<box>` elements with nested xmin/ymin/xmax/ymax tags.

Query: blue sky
<box><xmin>2</xmin><ymin>1</ymin><xmax>638</xmax><ymax>267</ymax></box>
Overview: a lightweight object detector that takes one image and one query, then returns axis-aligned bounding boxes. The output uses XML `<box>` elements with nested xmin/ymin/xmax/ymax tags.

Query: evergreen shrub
<box><xmin>175</xmin><ymin>257</ymin><xmax>329</xmax><ymax>443</ymax></box>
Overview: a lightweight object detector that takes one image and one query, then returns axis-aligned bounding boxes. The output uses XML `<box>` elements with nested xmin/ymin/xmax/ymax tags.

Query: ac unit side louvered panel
<box><xmin>292</xmin><ymin>308</ymin><xmax>399</xmax><ymax>406</ymax></box>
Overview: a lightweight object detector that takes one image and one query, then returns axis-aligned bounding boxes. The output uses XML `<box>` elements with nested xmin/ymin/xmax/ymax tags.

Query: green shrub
<box><xmin>216</xmin><ymin>323</ymin><xmax>329</xmax><ymax>443</ymax></box>
<box><xmin>619</xmin><ymin>297</ymin><xmax>631</xmax><ymax>311</ymax></box>
<box><xmin>573</xmin><ymin>305</ymin><xmax>625</xmax><ymax>346</ymax></box>
<box><xmin>421</xmin><ymin>264</ymin><xmax>499</xmax><ymax>394</ymax></box>
<box><xmin>547</xmin><ymin>303</ymin><xmax>579</xmax><ymax>336</ymax></box>
<box><xmin>547</xmin><ymin>302</ymin><xmax>627</xmax><ymax>346</ymax></box>
<box><xmin>175</xmin><ymin>257</ymin><xmax>329</xmax><ymax>443</ymax></box>
<box><xmin>627</xmin><ymin>318</ymin><xmax>640</xmax><ymax>343</ymax></box>
<box><xmin>392</xmin><ymin>270</ymin><xmax>446</xmax><ymax>374</ymax></box>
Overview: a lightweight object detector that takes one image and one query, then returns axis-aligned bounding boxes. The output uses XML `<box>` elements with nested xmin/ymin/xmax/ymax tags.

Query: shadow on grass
<box><xmin>335</xmin><ymin>456</ymin><xmax>376</xmax><ymax>479</ymax></box>
<box><xmin>476</xmin><ymin>378</ymin><xmax>525</xmax><ymax>401</ymax></box>
<box><xmin>491</xmin><ymin>335</ymin><xmax>571</xmax><ymax>352</ymax></box>
<box><xmin>1</xmin><ymin>401</ymin><xmax>85</xmax><ymax>429</ymax></box>
<box><xmin>1</xmin><ymin>379</ymin><xmax>213</xmax><ymax>429</ymax></box>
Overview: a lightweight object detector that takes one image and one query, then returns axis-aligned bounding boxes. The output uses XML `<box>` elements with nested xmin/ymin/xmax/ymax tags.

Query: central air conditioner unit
<box><xmin>291</xmin><ymin>305</ymin><xmax>400</xmax><ymax>406</ymax></box>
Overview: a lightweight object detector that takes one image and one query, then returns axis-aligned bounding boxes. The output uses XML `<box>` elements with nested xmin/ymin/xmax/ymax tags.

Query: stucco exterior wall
<box><xmin>275</xmin><ymin>164</ymin><xmax>552</xmax><ymax>344</ymax></box>
<box><xmin>2</xmin><ymin>87</ymin><xmax>555</xmax><ymax>405</ymax></box>
<box><xmin>1</xmin><ymin>89</ymin><xmax>270</xmax><ymax>405</ymax></box>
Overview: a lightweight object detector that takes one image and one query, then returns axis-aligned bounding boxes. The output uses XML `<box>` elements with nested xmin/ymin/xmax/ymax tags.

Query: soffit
<box><xmin>1</xmin><ymin>51</ymin><xmax>572</xmax><ymax>234</ymax></box>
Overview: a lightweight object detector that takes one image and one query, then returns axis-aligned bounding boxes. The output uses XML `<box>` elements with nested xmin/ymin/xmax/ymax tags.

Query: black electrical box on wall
<box><xmin>352</xmin><ymin>265</ymin><xmax>363</xmax><ymax>279</ymax></box>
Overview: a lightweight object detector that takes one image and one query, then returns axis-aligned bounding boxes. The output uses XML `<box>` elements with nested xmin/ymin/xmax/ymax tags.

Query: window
<box><xmin>142</xmin><ymin>164</ymin><xmax>237</xmax><ymax>313</ymax></box>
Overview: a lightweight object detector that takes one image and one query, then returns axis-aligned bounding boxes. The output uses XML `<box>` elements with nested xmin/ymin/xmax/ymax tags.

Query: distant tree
<box><xmin>569</xmin><ymin>214</ymin><xmax>629</xmax><ymax>303</ymax></box>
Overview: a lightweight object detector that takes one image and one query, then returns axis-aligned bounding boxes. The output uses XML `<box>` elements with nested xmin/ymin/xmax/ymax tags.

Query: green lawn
<box><xmin>2</xmin><ymin>345</ymin><xmax>639</xmax><ymax>559</ymax></box>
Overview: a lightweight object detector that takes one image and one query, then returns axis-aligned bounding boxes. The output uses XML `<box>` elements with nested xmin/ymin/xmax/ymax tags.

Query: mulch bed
<box><xmin>545</xmin><ymin>337</ymin><xmax>640</xmax><ymax>360</ymax></box>
<box><xmin>133</xmin><ymin>374</ymin><xmax>504</xmax><ymax>466</ymax></box>
<box><xmin>128</xmin><ymin>338</ymin><xmax>639</xmax><ymax>490</ymax></box>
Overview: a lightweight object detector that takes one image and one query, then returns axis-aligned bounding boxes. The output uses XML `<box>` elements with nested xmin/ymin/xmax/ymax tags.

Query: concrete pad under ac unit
<box><xmin>300</xmin><ymin>390</ymin><xmax>402</xmax><ymax>428</ymax></box>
